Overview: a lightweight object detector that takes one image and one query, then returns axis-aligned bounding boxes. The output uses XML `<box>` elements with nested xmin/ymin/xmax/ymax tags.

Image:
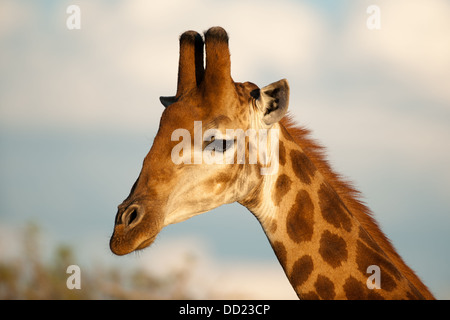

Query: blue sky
<box><xmin>1</xmin><ymin>0</ymin><xmax>449</xmax><ymax>299</ymax></box>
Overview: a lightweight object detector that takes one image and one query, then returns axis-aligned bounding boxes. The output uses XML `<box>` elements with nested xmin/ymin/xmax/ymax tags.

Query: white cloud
<box><xmin>1</xmin><ymin>0</ymin><xmax>448</xmax><ymax>134</ymax></box>
<box><xmin>0</xmin><ymin>0</ymin><xmax>325</xmax><ymax>132</ymax></box>
<box><xmin>342</xmin><ymin>0</ymin><xmax>450</xmax><ymax>104</ymax></box>
<box><xmin>79</xmin><ymin>0</ymin><xmax>326</xmax><ymax>91</ymax></box>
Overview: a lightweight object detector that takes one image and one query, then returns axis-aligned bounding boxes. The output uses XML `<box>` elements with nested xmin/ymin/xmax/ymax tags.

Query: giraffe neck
<box><xmin>240</xmin><ymin>123</ymin><xmax>432</xmax><ymax>300</ymax></box>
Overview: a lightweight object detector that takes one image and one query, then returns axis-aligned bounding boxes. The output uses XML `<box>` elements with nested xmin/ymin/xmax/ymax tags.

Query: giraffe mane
<box><xmin>279</xmin><ymin>113</ymin><xmax>434</xmax><ymax>299</ymax></box>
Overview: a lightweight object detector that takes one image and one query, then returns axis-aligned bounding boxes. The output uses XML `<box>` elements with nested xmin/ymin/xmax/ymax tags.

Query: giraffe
<box><xmin>110</xmin><ymin>27</ymin><xmax>435</xmax><ymax>299</ymax></box>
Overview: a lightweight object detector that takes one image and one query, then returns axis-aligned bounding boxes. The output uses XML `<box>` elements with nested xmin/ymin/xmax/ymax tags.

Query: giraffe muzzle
<box><xmin>110</xmin><ymin>203</ymin><xmax>162</xmax><ymax>255</ymax></box>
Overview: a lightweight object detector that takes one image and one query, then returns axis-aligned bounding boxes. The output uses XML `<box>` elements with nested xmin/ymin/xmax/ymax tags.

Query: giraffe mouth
<box><xmin>110</xmin><ymin>234</ymin><xmax>157</xmax><ymax>256</ymax></box>
<box><xmin>109</xmin><ymin>222</ymin><xmax>159</xmax><ymax>256</ymax></box>
<box><xmin>135</xmin><ymin>235</ymin><xmax>156</xmax><ymax>251</ymax></box>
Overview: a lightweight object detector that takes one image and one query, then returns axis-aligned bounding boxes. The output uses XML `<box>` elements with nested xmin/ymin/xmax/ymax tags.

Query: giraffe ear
<box><xmin>255</xmin><ymin>79</ymin><xmax>289</xmax><ymax>126</ymax></box>
<box><xmin>159</xmin><ymin>96</ymin><xmax>178</xmax><ymax>108</ymax></box>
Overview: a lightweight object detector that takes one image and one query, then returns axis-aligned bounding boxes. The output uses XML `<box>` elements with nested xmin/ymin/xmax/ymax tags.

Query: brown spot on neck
<box><xmin>343</xmin><ymin>276</ymin><xmax>384</xmax><ymax>300</ymax></box>
<box><xmin>272</xmin><ymin>174</ymin><xmax>292</xmax><ymax>206</ymax></box>
<box><xmin>290</xmin><ymin>255</ymin><xmax>314</xmax><ymax>294</ymax></box>
<box><xmin>290</xmin><ymin>150</ymin><xmax>317</xmax><ymax>185</ymax></box>
<box><xmin>314</xmin><ymin>275</ymin><xmax>336</xmax><ymax>300</ymax></box>
<box><xmin>286</xmin><ymin>190</ymin><xmax>315</xmax><ymax>243</ymax></box>
<box><xmin>318</xmin><ymin>182</ymin><xmax>353</xmax><ymax>232</ymax></box>
<box><xmin>318</xmin><ymin>230</ymin><xmax>348</xmax><ymax>268</ymax></box>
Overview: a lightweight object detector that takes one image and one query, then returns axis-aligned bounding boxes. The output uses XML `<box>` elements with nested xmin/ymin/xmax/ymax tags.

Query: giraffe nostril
<box><xmin>121</xmin><ymin>205</ymin><xmax>142</xmax><ymax>227</ymax></box>
<box><xmin>127</xmin><ymin>209</ymin><xmax>138</xmax><ymax>225</ymax></box>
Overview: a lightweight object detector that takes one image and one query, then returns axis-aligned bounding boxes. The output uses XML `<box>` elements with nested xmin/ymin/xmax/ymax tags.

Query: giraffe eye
<box><xmin>205</xmin><ymin>139</ymin><xmax>233</xmax><ymax>153</ymax></box>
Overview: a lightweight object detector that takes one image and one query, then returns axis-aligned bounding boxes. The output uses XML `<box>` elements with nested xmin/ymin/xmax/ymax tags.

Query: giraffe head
<box><xmin>110</xmin><ymin>27</ymin><xmax>289</xmax><ymax>255</ymax></box>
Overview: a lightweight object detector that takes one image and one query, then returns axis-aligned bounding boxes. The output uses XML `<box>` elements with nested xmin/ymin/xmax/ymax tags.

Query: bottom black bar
<box><xmin>1</xmin><ymin>299</ymin><xmax>444</xmax><ymax>318</ymax></box>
